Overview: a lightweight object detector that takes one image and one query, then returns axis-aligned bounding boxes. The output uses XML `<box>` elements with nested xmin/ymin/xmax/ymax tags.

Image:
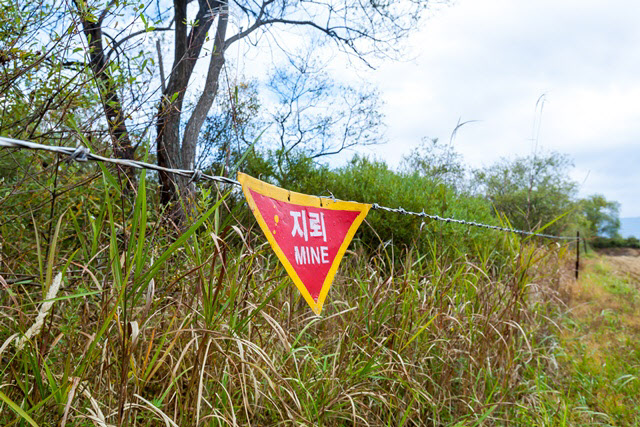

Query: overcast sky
<box><xmin>337</xmin><ymin>0</ymin><xmax>640</xmax><ymax>217</ymax></box>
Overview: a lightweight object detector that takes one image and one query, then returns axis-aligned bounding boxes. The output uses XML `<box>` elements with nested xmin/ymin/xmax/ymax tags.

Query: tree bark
<box><xmin>156</xmin><ymin>0</ymin><xmax>224</xmax><ymax>209</ymax></box>
<box><xmin>182</xmin><ymin>8</ymin><xmax>228</xmax><ymax>176</ymax></box>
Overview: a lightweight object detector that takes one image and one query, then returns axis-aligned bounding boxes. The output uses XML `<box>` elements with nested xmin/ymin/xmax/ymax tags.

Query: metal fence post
<box><xmin>575</xmin><ymin>231</ymin><xmax>580</xmax><ymax>280</ymax></box>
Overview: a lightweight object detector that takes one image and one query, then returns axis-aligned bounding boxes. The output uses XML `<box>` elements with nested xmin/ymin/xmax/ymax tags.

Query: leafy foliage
<box><xmin>473</xmin><ymin>152</ymin><xmax>579</xmax><ymax>234</ymax></box>
<box><xmin>580</xmin><ymin>194</ymin><xmax>621</xmax><ymax>238</ymax></box>
<box><xmin>591</xmin><ymin>236</ymin><xmax>640</xmax><ymax>249</ymax></box>
<box><xmin>401</xmin><ymin>137</ymin><xmax>466</xmax><ymax>189</ymax></box>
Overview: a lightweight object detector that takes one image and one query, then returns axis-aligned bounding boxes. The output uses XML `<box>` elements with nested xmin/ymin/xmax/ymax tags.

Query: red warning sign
<box><xmin>238</xmin><ymin>173</ymin><xmax>370</xmax><ymax>314</ymax></box>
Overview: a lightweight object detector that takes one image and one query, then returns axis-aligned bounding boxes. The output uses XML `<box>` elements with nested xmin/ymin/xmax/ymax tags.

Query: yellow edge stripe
<box><xmin>237</xmin><ymin>172</ymin><xmax>370</xmax><ymax>315</ymax></box>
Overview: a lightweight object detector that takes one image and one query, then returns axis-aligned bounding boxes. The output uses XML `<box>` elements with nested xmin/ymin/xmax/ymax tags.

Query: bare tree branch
<box><xmin>106</xmin><ymin>20</ymin><xmax>175</xmax><ymax>61</ymax></box>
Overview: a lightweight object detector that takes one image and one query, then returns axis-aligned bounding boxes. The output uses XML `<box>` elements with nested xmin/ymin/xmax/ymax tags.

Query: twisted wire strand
<box><xmin>0</xmin><ymin>136</ymin><xmax>240</xmax><ymax>186</ymax></box>
<box><xmin>370</xmin><ymin>203</ymin><xmax>577</xmax><ymax>240</ymax></box>
<box><xmin>0</xmin><ymin>136</ymin><xmax>579</xmax><ymax>241</ymax></box>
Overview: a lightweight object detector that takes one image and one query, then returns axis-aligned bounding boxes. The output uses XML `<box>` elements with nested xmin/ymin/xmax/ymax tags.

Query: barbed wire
<box><xmin>0</xmin><ymin>136</ymin><xmax>240</xmax><ymax>186</ymax></box>
<box><xmin>370</xmin><ymin>203</ymin><xmax>576</xmax><ymax>240</ymax></box>
<box><xmin>0</xmin><ymin>137</ymin><xmax>579</xmax><ymax>241</ymax></box>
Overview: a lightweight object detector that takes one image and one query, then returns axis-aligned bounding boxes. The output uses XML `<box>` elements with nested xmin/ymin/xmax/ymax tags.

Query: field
<box><xmin>555</xmin><ymin>249</ymin><xmax>640</xmax><ymax>425</ymax></box>
<box><xmin>1</xmin><ymin>0</ymin><xmax>635</xmax><ymax>424</ymax></box>
<box><xmin>1</xmin><ymin>186</ymin><xmax>639</xmax><ymax>426</ymax></box>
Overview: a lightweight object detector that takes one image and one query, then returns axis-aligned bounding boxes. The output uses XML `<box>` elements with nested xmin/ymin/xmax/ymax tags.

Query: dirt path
<box><xmin>594</xmin><ymin>247</ymin><xmax>640</xmax><ymax>279</ymax></box>
<box><xmin>603</xmin><ymin>255</ymin><xmax>640</xmax><ymax>284</ymax></box>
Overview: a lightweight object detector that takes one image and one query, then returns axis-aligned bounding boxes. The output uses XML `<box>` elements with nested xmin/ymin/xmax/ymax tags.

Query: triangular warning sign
<box><xmin>238</xmin><ymin>173</ymin><xmax>370</xmax><ymax>315</ymax></box>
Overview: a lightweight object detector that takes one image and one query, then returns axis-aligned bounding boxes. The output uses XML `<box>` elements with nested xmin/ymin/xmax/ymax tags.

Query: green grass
<box><xmin>549</xmin><ymin>257</ymin><xmax>640</xmax><ymax>426</ymax></box>
<box><xmin>0</xmin><ymin>169</ymin><xmax>619</xmax><ymax>426</ymax></box>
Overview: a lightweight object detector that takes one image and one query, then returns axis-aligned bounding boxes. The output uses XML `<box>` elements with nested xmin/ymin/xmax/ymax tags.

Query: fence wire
<box><xmin>0</xmin><ymin>136</ymin><xmax>240</xmax><ymax>186</ymax></box>
<box><xmin>0</xmin><ymin>137</ymin><xmax>579</xmax><ymax>241</ymax></box>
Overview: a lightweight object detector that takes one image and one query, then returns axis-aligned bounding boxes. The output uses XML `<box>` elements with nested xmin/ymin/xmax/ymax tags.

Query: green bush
<box><xmin>591</xmin><ymin>236</ymin><xmax>640</xmax><ymax>249</ymax></box>
<box><xmin>265</xmin><ymin>155</ymin><xmax>505</xmax><ymax>260</ymax></box>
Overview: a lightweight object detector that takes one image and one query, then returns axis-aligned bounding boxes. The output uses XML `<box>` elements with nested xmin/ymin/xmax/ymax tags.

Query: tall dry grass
<box><xmin>0</xmin><ymin>170</ymin><xmax>574</xmax><ymax>426</ymax></box>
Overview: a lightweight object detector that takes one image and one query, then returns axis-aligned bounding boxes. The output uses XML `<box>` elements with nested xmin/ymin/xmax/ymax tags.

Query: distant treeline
<box><xmin>591</xmin><ymin>236</ymin><xmax>640</xmax><ymax>249</ymax></box>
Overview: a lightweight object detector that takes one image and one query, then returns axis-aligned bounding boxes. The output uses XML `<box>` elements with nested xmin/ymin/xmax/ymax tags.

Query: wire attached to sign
<box><xmin>0</xmin><ymin>136</ymin><xmax>580</xmax><ymax>241</ymax></box>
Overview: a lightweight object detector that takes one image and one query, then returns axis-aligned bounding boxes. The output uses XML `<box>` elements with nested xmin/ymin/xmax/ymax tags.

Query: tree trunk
<box><xmin>181</xmin><ymin>10</ymin><xmax>228</xmax><ymax>176</ymax></box>
<box><xmin>156</xmin><ymin>0</ymin><xmax>227</xmax><ymax>217</ymax></box>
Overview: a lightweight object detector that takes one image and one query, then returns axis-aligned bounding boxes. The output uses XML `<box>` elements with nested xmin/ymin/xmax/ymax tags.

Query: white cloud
<box><xmin>225</xmin><ymin>0</ymin><xmax>640</xmax><ymax>216</ymax></box>
<box><xmin>354</xmin><ymin>0</ymin><xmax>640</xmax><ymax>216</ymax></box>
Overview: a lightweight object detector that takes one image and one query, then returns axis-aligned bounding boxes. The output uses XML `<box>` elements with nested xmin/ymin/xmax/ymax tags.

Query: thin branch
<box><xmin>223</xmin><ymin>0</ymin><xmax>275</xmax><ymax>48</ymax></box>
<box><xmin>98</xmin><ymin>0</ymin><xmax>118</xmax><ymax>25</ymax></box>
<box><xmin>156</xmin><ymin>39</ymin><xmax>167</xmax><ymax>93</ymax></box>
<box><xmin>106</xmin><ymin>20</ymin><xmax>174</xmax><ymax>61</ymax></box>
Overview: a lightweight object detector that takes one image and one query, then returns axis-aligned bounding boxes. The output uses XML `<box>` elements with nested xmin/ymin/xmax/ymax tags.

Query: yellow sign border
<box><xmin>237</xmin><ymin>172</ymin><xmax>370</xmax><ymax>315</ymax></box>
